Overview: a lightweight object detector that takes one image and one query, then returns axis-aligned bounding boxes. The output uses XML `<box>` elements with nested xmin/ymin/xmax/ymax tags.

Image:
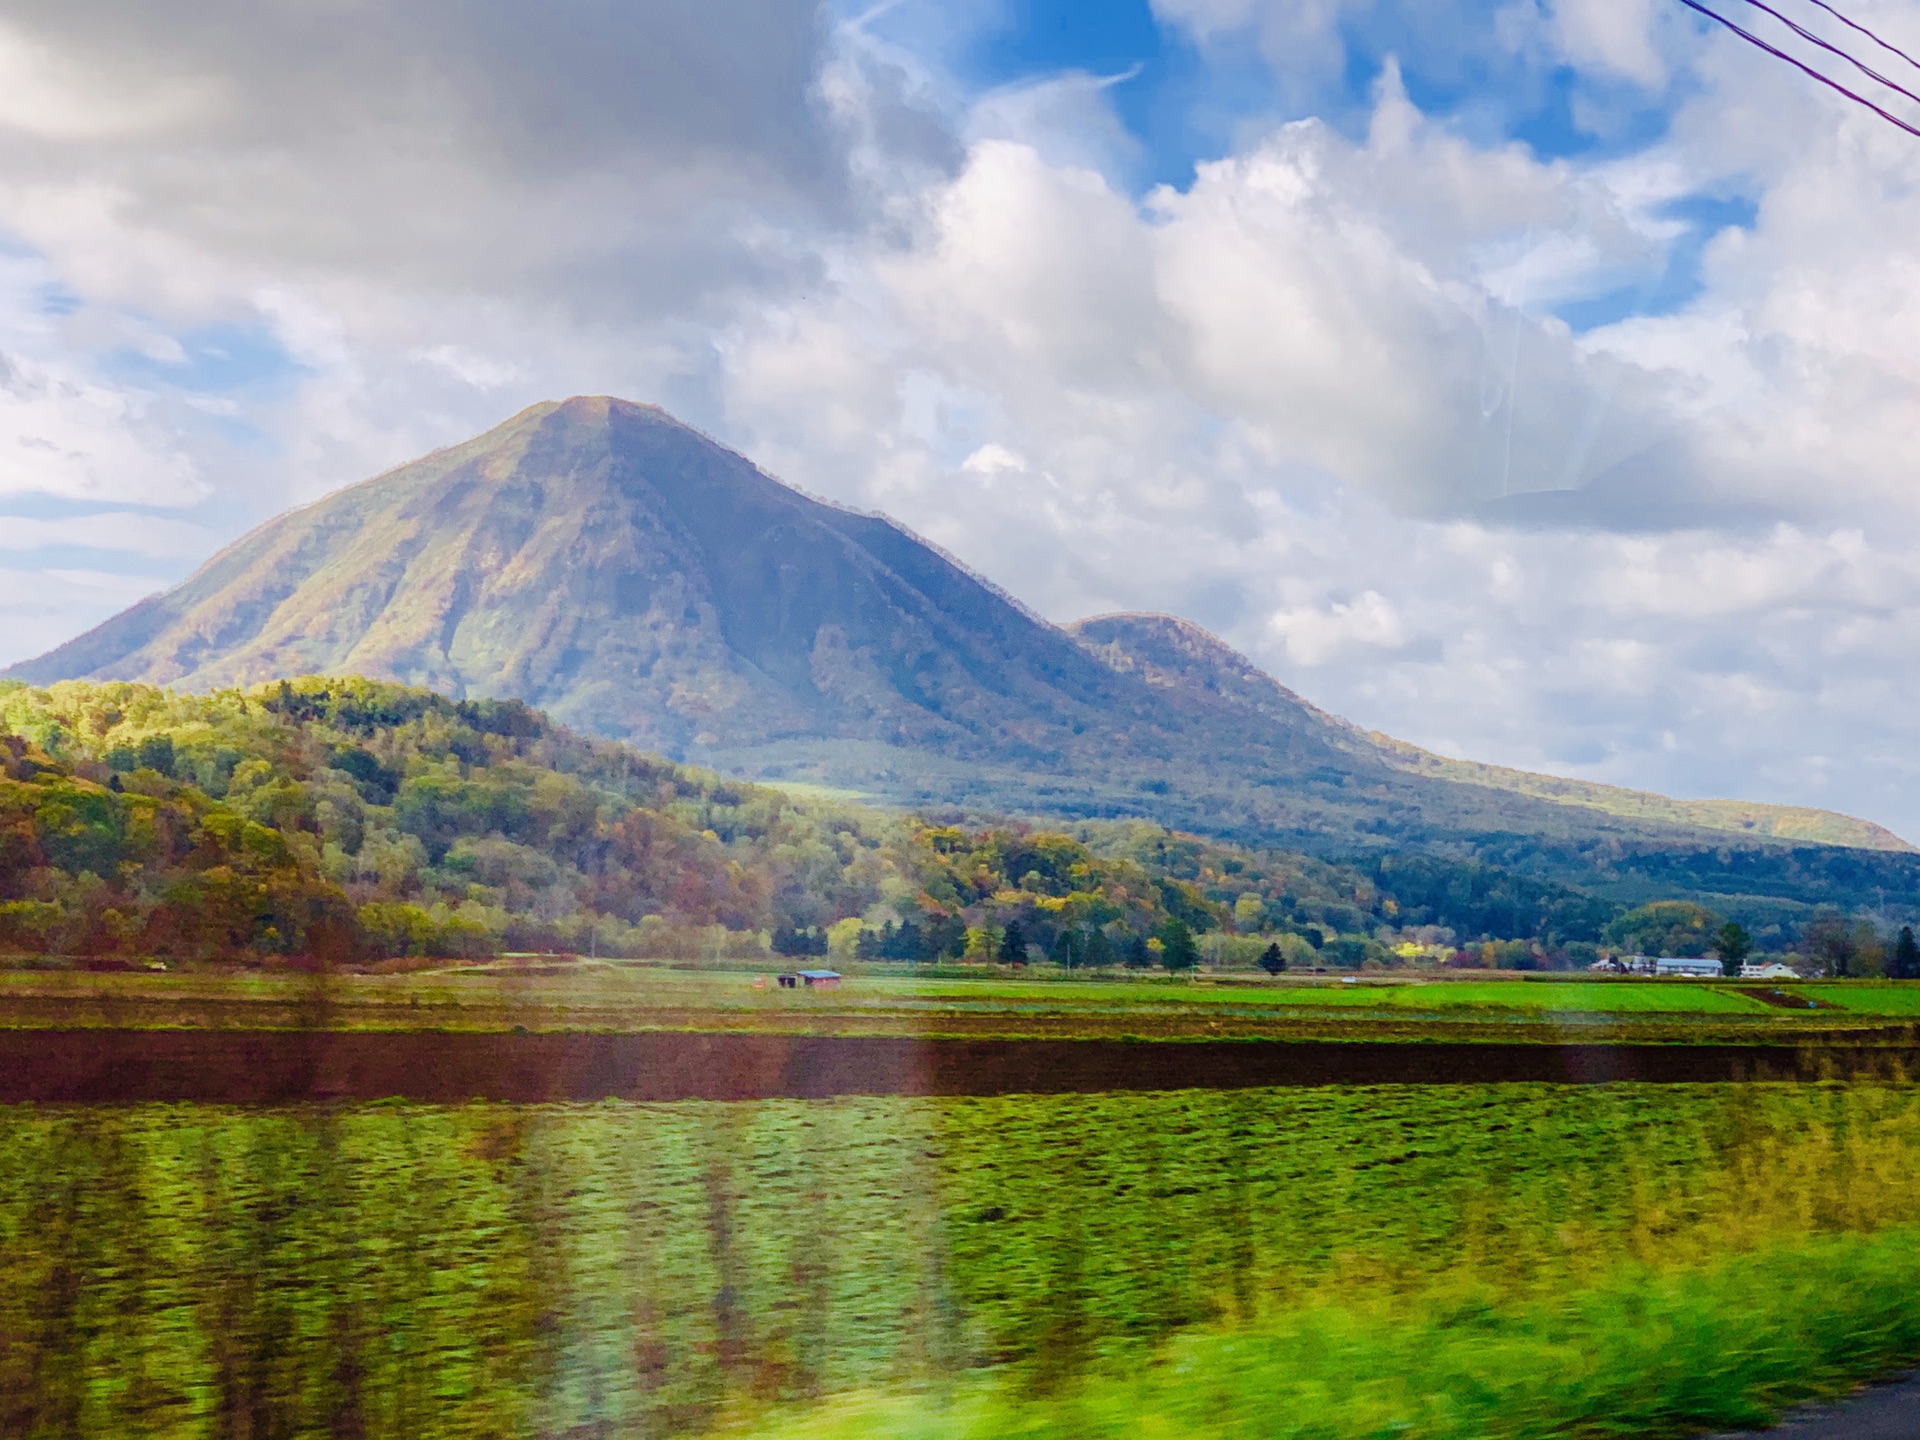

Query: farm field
<box><xmin>1798</xmin><ymin>983</ymin><xmax>1920</xmax><ymax>1015</ymax></box>
<box><xmin>7</xmin><ymin>1082</ymin><xmax>1920</xmax><ymax>1439</ymax></box>
<box><xmin>0</xmin><ymin>964</ymin><xmax>1916</xmax><ymax>1045</ymax></box>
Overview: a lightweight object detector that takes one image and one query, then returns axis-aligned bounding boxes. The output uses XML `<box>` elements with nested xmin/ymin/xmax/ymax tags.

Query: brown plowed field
<box><xmin>1</xmin><ymin>1028</ymin><xmax>1913</xmax><ymax>1103</ymax></box>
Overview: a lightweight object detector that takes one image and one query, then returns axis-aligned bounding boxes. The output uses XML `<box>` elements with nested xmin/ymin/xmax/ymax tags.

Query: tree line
<box><xmin>2</xmin><ymin>677</ymin><xmax>1913</xmax><ymax>970</ymax></box>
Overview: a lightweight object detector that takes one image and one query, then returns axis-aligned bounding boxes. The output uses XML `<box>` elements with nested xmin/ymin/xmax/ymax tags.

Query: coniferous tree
<box><xmin>879</xmin><ymin>920</ymin><xmax>927</xmax><ymax>962</ymax></box>
<box><xmin>1085</xmin><ymin>927</ymin><xmax>1115</xmax><ymax>969</ymax></box>
<box><xmin>1895</xmin><ymin>926</ymin><xmax>1920</xmax><ymax>980</ymax></box>
<box><xmin>1713</xmin><ymin>921</ymin><xmax>1753</xmax><ymax>977</ymax></box>
<box><xmin>1259</xmin><ymin>941</ymin><xmax>1285</xmax><ymax>976</ymax></box>
<box><xmin>927</xmin><ymin>915</ymin><xmax>968</xmax><ymax>960</ymax></box>
<box><xmin>998</xmin><ymin>921</ymin><xmax>1027</xmax><ymax>965</ymax></box>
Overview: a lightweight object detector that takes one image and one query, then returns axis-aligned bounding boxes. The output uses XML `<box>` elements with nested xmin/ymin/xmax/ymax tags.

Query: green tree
<box><xmin>998</xmin><ymin>920</ymin><xmax>1028</xmax><ymax>965</ymax></box>
<box><xmin>1804</xmin><ymin>911</ymin><xmax>1885</xmax><ymax>978</ymax></box>
<box><xmin>1158</xmin><ymin>918</ymin><xmax>1198</xmax><ymax>973</ymax></box>
<box><xmin>1893</xmin><ymin>926</ymin><xmax>1920</xmax><ymax>981</ymax></box>
<box><xmin>1233</xmin><ymin>893</ymin><xmax>1267</xmax><ymax>931</ymax></box>
<box><xmin>1084</xmin><ymin>926</ymin><xmax>1115</xmax><ymax>969</ymax></box>
<box><xmin>1713</xmin><ymin>921</ymin><xmax>1753</xmax><ymax>977</ymax></box>
<box><xmin>1605</xmin><ymin>901</ymin><xmax>1721</xmax><ymax>959</ymax></box>
<box><xmin>1258</xmin><ymin>941</ymin><xmax>1285</xmax><ymax>977</ymax></box>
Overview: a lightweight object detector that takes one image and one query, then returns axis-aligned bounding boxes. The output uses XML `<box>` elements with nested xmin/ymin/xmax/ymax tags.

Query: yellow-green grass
<box><xmin>736</xmin><ymin>1231</ymin><xmax>1920</xmax><ymax>1440</ymax></box>
<box><xmin>0</xmin><ymin>965</ymin><xmax>1905</xmax><ymax>1041</ymax></box>
<box><xmin>1800</xmin><ymin>983</ymin><xmax>1920</xmax><ymax>1015</ymax></box>
<box><xmin>6</xmin><ymin>1083</ymin><xmax>1920</xmax><ymax>1438</ymax></box>
<box><xmin>898</xmin><ymin>976</ymin><xmax>1779</xmax><ymax>1014</ymax></box>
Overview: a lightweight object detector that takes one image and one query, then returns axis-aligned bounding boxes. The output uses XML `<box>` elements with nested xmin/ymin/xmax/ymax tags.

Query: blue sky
<box><xmin>7</xmin><ymin>0</ymin><xmax>1920</xmax><ymax>836</ymax></box>
<box><xmin>3</xmin><ymin>0</ymin><xmax>1761</xmax><ymax>464</ymax></box>
<box><xmin>893</xmin><ymin>0</ymin><xmax>1692</xmax><ymax>174</ymax></box>
<box><xmin>853</xmin><ymin>0</ymin><xmax>1755</xmax><ymax>332</ymax></box>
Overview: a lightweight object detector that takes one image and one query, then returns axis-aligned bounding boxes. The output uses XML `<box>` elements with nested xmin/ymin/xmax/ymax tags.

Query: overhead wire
<box><xmin>1800</xmin><ymin>0</ymin><xmax>1920</xmax><ymax>76</ymax></box>
<box><xmin>1674</xmin><ymin>0</ymin><xmax>1920</xmax><ymax>137</ymax></box>
<box><xmin>1729</xmin><ymin>0</ymin><xmax>1920</xmax><ymax>110</ymax></box>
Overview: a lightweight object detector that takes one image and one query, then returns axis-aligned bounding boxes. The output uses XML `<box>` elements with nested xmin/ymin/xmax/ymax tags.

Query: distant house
<box><xmin>1589</xmin><ymin>955</ymin><xmax>1656</xmax><ymax>975</ymax></box>
<box><xmin>779</xmin><ymin>969</ymin><xmax>842</xmax><ymax>990</ymax></box>
<box><xmin>1654</xmin><ymin>957</ymin><xmax>1723</xmax><ymax>978</ymax></box>
<box><xmin>1740</xmin><ymin>961</ymin><xmax>1799</xmax><ymax>980</ymax></box>
<box><xmin>1590</xmin><ymin>955</ymin><xmax>1722</xmax><ymax>977</ymax></box>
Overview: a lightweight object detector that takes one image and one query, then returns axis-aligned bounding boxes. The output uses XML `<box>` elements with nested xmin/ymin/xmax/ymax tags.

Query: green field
<box><xmin>902</xmin><ymin>975</ymin><xmax>1781</xmax><ymax>1013</ymax></box>
<box><xmin>0</xmin><ymin>965</ymin><xmax>1912</xmax><ymax>1044</ymax></box>
<box><xmin>7</xmin><ymin>1082</ymin><xmax>1920</xmax><ymax>1438</ymax></box>
<box><xmin>1799</xmin><ymin>983</ymin><xmax>1920</xmax><ymax>1014</ymax></box>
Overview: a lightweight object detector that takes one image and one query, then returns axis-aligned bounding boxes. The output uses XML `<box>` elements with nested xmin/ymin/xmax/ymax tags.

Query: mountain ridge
<box><xmin>7</xmin><ymin>395</ymin><xmax>1908</xmax><ymax>878</ymax></box>
<box><xmin>1066</xmin><ymin>611</ymin><xmax>1909</xmax><ymax>853</ymax></box>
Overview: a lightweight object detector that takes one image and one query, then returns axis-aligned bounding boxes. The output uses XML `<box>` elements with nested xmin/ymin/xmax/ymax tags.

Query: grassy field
<box><xmin>1800</xmin><ymin>983</ymin><xmax>1920</xmax><ymax>1015</ymax></box>
<box><xmin>902</xmin><ymin>975</ymin><xmax>1781</xmax><ymax>1013</ymax></box>
<box><xmin>6</xmin><ymin>1083</ymin><xmax>1920</xmax><ymax>1438</ymax></box>
<box><xmin>0</xmin><ymin>964</ymin><xmax>1913</xmax><ymax>1044</ymax></box>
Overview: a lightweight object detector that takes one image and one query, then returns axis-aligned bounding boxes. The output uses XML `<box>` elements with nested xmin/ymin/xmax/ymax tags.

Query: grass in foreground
<box><xmin>6</xmin><ymin>1083</ymin><xmax>1920</xmax><ymax>1437</ymax></box>
<box><xmin>739</xmin><ymin>1230</ymin><xmax>1920</xmax><ymax>1440</ymax></box>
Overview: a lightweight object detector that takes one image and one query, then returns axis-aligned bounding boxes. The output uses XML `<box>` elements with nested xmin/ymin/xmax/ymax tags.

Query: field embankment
<box><xmin>5</xmin><ymin>1028</ymin><xmax>1919</xmax><ymax>1103</ymax></box>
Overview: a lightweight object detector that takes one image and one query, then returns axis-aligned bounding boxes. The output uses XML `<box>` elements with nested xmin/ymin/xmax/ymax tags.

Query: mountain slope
<box><xmin>9</xmin><ymin>396</ymin><xmax>1909</xmax><ymax>888</ymax></box>
<box><xmin>1067</xmin><ymin>613</ymin><xmax>1910</xmax><ymax>854</ymax></box>
<box><xmin>11</xmin><ymin>399</ymin><xmax>1258</xmax><ymax>767</ymax></box>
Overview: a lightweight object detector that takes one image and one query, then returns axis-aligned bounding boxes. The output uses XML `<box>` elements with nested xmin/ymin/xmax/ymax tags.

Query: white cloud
<box><xmin>961</xmin><ymin>443</ymin><xmax>1028</xmax><ymax>475</ymax></box>
<box><xmin>0</xmin><ymin>20</ymin><xmax>219</xmax><ymax>141</ymax></box>
<box><xmin>1549</xmin><ymin>0</ymin><xmax>1669</xmax><ymax>88</ymax></box>
<box><xmin>0</xmin><ymin>511</ymin><xmax>210</xmax><ymax>555</ymax></box>
<box><xmin>0</xmin><ymin>354</ymin><xmax>199</xmax><ymax>506</ymax></box>
<box><xmin>6</xmin><ymin>0</ymin><xmax>1920</xmax><ymax>844</ymax></box>
<box><xmin>716</xmin><ymin>45</ymin><xmax>1920</xmax><ymax>836</ymax></box>
<box><xmin>1267</xmin><ymin>590</ymin><xmax>1410</xmax><ymax>665</ymax></box>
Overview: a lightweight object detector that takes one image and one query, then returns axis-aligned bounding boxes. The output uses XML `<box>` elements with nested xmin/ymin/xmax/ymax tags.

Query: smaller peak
<box><xmin>1069</xmin><ymin>613</ymin><xmax>1246</xmax><ymax>664</ymax></box>
<box><xmin>1071</xmin><ymin>612</ymin><xmax>1222</xmax><ymax>641</ymax></box>
<box><xmin>1070</xmin><ymin>611</ymin><xmax>1318</xmax><ymax>712</ymax></box>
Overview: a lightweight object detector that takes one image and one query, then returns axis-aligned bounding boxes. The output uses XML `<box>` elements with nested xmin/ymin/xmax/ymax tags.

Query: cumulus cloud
<box><xmin>0</xmin><ymin>1</ymin><xmax>851</xmax><ymax>306</ymax></box>
<box><xmin>718</xmin><ymin>23</ymin><xmax>1920</xmax><ymax>835</ymax></box>
<box><xmin>6</xmin><ymin>0</ymin><xmax>1920</xmax><ymax>841</ymax></box>
<box><xmin>0</xmin><ymin>252</ymin><xmax>200</xmax><ymax>506</ymax></box>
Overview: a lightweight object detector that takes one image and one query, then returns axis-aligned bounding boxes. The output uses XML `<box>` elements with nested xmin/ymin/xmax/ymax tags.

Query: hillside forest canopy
<box><xmin>0</xmin><ymin>678</ymin><xmax>1906</xmax><ymax>973</ymax></box>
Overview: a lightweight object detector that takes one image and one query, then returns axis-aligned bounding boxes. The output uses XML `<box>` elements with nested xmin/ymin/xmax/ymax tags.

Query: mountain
<box><xmin>8</xmin><ymin>396</ymin><xmax>1912</xmax><ymax>911</ymax></box>
<box><xmin>1069</xmin><ymin>612</ymin><xmax>1906</xmax><ymax>852</ymax></box>
<box><xmin>10</xmin><ymin>398</ymin><xmax>1187</xmax><ymax>759</ymax></box>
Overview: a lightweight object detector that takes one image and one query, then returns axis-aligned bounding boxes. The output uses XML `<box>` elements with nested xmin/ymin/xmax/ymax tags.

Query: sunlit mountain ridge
<box><xmin>7</xmin><ymin>396</ymin><xmax>1909</xmax><ymax>916</ymax></box>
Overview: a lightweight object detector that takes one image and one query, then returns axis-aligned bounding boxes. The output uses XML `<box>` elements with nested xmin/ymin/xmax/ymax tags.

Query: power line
<box><xmin>1731</xmin><ymin>0</ymin><xmax>1920</xmax><ymax>111</ymax></box>
<box><xmin>1802</xmin><ymin>0</ymin><xmax>1920</xmax><ymax>77</ymax></box>
<box><xmin>1676</xmin><ymin>0</ymin><xmax>1920</xmax><ymax>137</ymax></box>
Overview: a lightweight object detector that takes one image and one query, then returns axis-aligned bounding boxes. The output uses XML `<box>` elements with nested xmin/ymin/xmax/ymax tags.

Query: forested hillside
<box><xmin>0</xmin><ymin>678</ymin><xmax>1399</xmax><ymax>965</ymax></box>
<box><xmin>0</xmin><ymin>677</ymin><xmax>1893</xmax><ymax>968</ymax></box>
